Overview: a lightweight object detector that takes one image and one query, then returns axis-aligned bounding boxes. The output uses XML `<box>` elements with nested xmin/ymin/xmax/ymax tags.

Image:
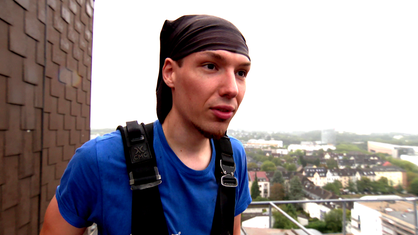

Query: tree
<box><xmin>395</xmin><ymin>184</ymin><xmax>404</xmax><ymax>193</ymax></box>
<box><xmin>273</xmin><ymin>204</ymin><xmax>298</xmax><ymax>229</ymax></box>
<box><xmin>323</xmin><ymin>180</ymin><xmax>343</xmax><ymax>195</ymax></box>
<box><xmin>409</xmin><ymin>178</ymin><xmax>418</xmax><ymax>195</ymax></box>
<box><xmin>288</xmin><ymin>176</ymin><xmax>304</xmax><ymax>200</ymax></box>
<box><xmin>347</xmin><ymin>180</ymin><xmax>356</xmax><ymax>193</ymax></box>
<box><xmin>324</xmin><ymin>209</ymin><xmax>351</xmax><ymax>233</ymax></box>
<box><xmin>272</xmin><ymin>170</ymin><xmax>285</xmax><ymax>184</ymax></box>
<box><xmin>356</xmin><ymin>177</ymin><xmax>372</xmax><ymax>193</ymax></box>
<box><xmin>247</xmin><ymin>162</ymin><xmax>258</xmax><ymax>171</ymax></box>
<box><xmin>272</xmin><ymin>158</ymin><xmax>281</xmax><ymax>166</ymax></box>
<box><xmin>299</xmin><ymin>155</ymin><xmax>307</xmax><ymax>167</ymax></box>
<box><xmin>251</xmin><ymin>175</ymin><xmax>261</xmax><ymax>199</ymax></box>
<box><xmin>326</xmin><ymin>159</ymin><xmax>338</xmax><ymax>169</ymax></box>
<box><xmin>306</xmin><ymin>219</ymin><xmax>327</xmax><ymax>233</ymax></box>
<box><xmin>323</xmin><ymin>183</ymin><xmax>340</xmax><ymax>195</ymax></box>
<box><xmin>333</xmin><ymin>180</ymin><xmax>343</xmax><ymax>189</ymax></box>
<box><xmin>261</xmin><ymin>160</ymin><xmax>276</xmax><ymax>172</ymax></box>
<box><xmin>270</xmin><ymin>183</ymin><xmax>285</xmax><ymax>200</ymax></box>
<box><xmin>284</xmin><ymin>163</ymin><xmax>297</xmax><ymax>172</ymax></box>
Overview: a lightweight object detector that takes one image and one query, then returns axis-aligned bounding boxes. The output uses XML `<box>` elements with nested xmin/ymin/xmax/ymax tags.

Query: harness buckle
<box><xmin>129</xmin><ymin>167</ymin><xmax>162</xmax><ymax>190</ymax></box>
<box><xmin>220</xmin><ymin>159</ymin><xmax>238</xmax><ymax>187</ymax></box>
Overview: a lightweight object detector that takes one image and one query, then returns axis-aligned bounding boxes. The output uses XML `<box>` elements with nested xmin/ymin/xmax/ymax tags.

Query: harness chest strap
<box><xmin>117</xmin><ymin>121</ymin><xmax>237</xmax><ymax>235</ymax></box>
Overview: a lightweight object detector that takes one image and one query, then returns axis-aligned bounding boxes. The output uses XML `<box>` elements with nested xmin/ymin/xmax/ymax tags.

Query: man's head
<box><xmin>156</xmin><ymin>15</ymin><xmax>250</xmax><ymax>138</ymax></box>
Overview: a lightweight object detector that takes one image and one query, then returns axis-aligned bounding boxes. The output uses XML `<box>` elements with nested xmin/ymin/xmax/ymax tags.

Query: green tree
<box><xmin>409</xmin><ymin>178</ymin><xmax>418</xmax><ymax>195</ymax></box>
<box><xmin>284</xmin><ymin>163</ymin><xmax>297</xmax><ymax>172</ymax></box>
<box><xmin>271</xmin><ymin>170</ymin><xmax>284</xmax><ymax>184</ymax></box>
<box><xmin>299</xmin><ymin>155</ymin><xmax>307</xmax><ymax>167</ymax></box>
<box><xmin>270</xmin><ymin>183</ymin><xmax>285</xmax><ymax>200</ymax></box>
<box><xmin>326</xmin><ymin>159</ymin><xmax>338</xmax><ymax>169</ymax></box>
<box><xmin>273</xmin><ymin>204</ymin><xmax>298</xmax><ymax>229</ymax></box>
<box><xmin>272</xmin><ymin>158</ymin><xmax>281</xmax><ymax>166</ymax></box>
<box><xmin>347</xmin><ymin>180</ymin><xmax>356</xmax><ymax>192</ymax></box>
<box><xmin>324</xmin><ymin>209</ymin><xmax>350</xmax><ymax>233</ymax></box>
<box><xmin>356</xmin><ymin>177</ymin><xmax>372</xmax><ymax>193</ymax></box>
<box><xmin>261</xmin><ymin>160</ymin><xmax>277</xmax><ymax>172</ymax></box>
<box><xmin>306</xmin><ymin>219</ymin><xmax>327</xmax><ymax>233</ymax></box>
<box><xmin>323</xmin><ymin>183</ymin><xmax>340</xmax><ymax>195</ymax></box>
<box><xmin>395</xmin><ymin>184</ymin><xmax>404</xmax><ymax>193</ymax></box>
<box><xmin>251</xmin><ymin>175</ymin><xmax>261</xmax><ymax>199</ymax></box>
<box><xmin>288</xmin><ymin>176</ymin><xmax>304</xmax><ymax>200</ymax></box>
<box><xmin>247</xmin><ymin>162</ymin><xmax>258</xmax><ymax>171</ymax></box>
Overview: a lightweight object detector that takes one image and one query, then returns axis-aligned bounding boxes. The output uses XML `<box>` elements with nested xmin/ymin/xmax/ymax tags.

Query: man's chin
<box><xmin>199</xmin><ymin>129</ymin><xmax>225</xmax><ymax>140</ymax></box>
<box><xmin>195</xmin><ymin>124</ymin><xmax>228</xmax><ymax>140</ymax></box>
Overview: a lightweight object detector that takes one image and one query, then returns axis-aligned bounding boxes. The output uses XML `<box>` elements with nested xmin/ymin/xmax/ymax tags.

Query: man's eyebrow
<box><xmin>200</xmin><ymin>51</ymin><xmax>251</xmax><ymax>67</ymax></box>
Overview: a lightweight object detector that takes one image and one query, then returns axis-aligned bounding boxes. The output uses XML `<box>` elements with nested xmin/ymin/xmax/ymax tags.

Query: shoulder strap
<box><xmin>118</xmin><ymin>122</ymin><xmax>237</xmax><ymax>235</ymax></box>
<box><xmin>211</xmin><ymin>135</ymin><xmax>238</xmax><ymax>235</ymax></box>
<box><xmin>117</xmin><ymin>121</ymin><xmax>168</xmax><ymax>235</ymax></box>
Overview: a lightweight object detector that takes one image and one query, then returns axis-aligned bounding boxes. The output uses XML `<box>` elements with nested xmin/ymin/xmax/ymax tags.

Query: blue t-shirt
<box><xmin>56</xmin><ymin>120</ymin><xmax>251</xmax><ymax>235</ymax></box>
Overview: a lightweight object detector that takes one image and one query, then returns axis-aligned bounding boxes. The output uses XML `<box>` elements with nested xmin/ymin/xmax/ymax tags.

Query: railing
<box><xmin>249</xmin><ymin>197</ymin><xmax>418</xmax><ymax>235</ymax></box>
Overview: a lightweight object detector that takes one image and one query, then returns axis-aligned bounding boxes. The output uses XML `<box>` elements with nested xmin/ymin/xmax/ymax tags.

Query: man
<box><xmin>40</xmin><ymin>15</ymin><xmax>252</xmax><ymax>235</ymax></box>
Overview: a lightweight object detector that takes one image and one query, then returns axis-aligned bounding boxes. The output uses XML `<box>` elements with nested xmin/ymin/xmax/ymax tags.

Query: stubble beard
<box><xmin>194</xmin><ymin>122</ymin><xmax>227</xmax><ymax>140</ymax></box>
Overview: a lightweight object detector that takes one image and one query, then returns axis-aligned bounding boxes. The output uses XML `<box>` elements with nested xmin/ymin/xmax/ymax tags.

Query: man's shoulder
<box><xmin>74</xmin><ymin>130</ymin><xmax>123</xmax><ymax>161</ymax></box>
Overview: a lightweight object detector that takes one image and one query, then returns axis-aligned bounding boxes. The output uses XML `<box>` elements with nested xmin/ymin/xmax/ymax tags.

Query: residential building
<box><xmin>355</xmin><ymin>170</ymin><xmax>377</xmax><ymax>182</ymax></box>
<box><xmin>303</xmin><ymin>167</ymin><xmax>327</xmax><ymax>187</ymax></box>
<box><xmin>249</xmin><ymin>171</ymin><xmax>271</xmax><ymax>198</ymax></box>
<box><xmin>326</xmin><ymin>169</ymin><xmax>341</xmax><ymax>184</ymax></box>
<box><xmin>327</xmin><ymin>169</ymin><xmax>356</xmax><ymax>187</ymax></box>
<box><xmin>372</xmin><ymin>166</ymin><xmax>407</xmax><ymax>186</ymax></box>
<box><xmin>351</xmin><ymin>195</ymin><xmax>417</xmax><ymax>235</ymax></box>
<box><xmin>294</xmin><ymin>175</ymin><xmax>345</xmax><ymax>221</ymax></box>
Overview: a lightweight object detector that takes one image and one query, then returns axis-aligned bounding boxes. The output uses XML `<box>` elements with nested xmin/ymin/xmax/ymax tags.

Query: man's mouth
<box><xmin>211</xmin><ymin>106</ymin><xmax>235</xmax><ymax>120</ymax></box>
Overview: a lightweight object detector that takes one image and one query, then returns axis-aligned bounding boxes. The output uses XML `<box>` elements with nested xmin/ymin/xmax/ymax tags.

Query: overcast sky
<box><xmin>90</xmin><ymin>1</ymin><xmax>418</xmax><ymax>134</ymax></box>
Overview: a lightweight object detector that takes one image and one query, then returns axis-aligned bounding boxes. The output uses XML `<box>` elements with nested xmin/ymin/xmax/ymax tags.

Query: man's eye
<box><xmin>237</xmin><ymin>70</ymin><xmax>247</xmax><ymax>78</ymax></box>
<box><xmin>203</xmin><ymin>64</ymin><xmax>216</xmax><ymax>70</ymax></box>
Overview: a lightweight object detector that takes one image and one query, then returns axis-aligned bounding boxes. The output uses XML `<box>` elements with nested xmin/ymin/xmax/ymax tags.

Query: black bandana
<box><xmin>156</xmin><ymin>15</ymin><xmax>250</xmax><ymax>123</ymax></box>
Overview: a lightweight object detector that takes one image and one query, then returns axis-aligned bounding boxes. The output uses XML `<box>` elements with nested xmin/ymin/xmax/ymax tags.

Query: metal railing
<box><xmin>249</xmin><ymin>197</ymin><xmax>418</xmax><ymax>235</ymax></box>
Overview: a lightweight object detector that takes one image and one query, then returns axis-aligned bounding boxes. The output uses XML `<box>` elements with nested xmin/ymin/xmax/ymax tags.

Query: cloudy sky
<box><xmin>90</xmin><ymin>1</ymin><xmax>418</xmax><ymax>134</ymax></box>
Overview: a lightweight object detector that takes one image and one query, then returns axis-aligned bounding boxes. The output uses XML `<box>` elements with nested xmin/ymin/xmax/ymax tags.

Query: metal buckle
<box><xmin>129</xmin><ymin>167</ymin><xmax>162</xmax><ymax>190</ymax></box>
<box><xmin>221</xmin><ymin>174</ymin><xmax>238</xmax><ymax>187</ymax></box>
<box><xmin>220</xmin><ymin>159</ymin><xmax>238</xmax><ymax>187</ymax></box>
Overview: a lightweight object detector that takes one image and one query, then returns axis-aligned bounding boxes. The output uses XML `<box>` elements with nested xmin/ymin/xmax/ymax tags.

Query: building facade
<box><xmin>0</xmin><ymin>1</ymin><xmax>94</xmax><ymax>234</ymax></box>
<box><xmin>249</xmin><ymin>171</ymin><xmax>271</xmax><ymax>198</ymax></box>
<box><xmin>351</xmin><ymin>196</ymin><xmax>417</xmax><ymax>235</ymax></box>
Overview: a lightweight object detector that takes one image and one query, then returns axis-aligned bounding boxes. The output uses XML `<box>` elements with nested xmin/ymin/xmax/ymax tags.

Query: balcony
<box><xmin>243</xmin><ymin>197</ymin><xmax>418</xmax><ymax>235</ymax></box>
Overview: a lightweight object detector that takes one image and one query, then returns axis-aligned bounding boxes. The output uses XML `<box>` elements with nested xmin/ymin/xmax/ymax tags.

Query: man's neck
<box><xmin>161</xmin><ymin>116</ymin><xmax>212</xmax><ymax>171</ymax></box>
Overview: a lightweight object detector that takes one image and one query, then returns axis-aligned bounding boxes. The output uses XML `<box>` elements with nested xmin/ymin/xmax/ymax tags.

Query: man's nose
<box><xmin>219</xmin><ymin>70</ymin><xmax>239</xmax><ymax>99</ymax></box>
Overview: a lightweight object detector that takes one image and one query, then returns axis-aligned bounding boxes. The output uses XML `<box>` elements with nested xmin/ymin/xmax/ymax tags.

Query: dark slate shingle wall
<box><xmin>0</xmin><ymin>0</ymin><xmax>94</xmax><ymax>234</ymax></box>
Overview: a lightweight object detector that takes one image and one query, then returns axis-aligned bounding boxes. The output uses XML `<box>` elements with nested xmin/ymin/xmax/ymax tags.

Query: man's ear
<box><xmin>162</xmin><ymin>58</ymin><xmax>176</xmax><ymax>88</ymax></box>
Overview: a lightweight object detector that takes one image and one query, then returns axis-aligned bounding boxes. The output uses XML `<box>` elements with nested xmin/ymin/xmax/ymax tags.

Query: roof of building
<box><xmin>329</xmin><ymin>168</ymin><xmax>357</xmax><ymax>176</ymax></box>
<box><xmin>383</xmin><ymin>161</ymin><xmax>392</xmax><ymax>166</ymax></box>
<box><xmin>249</xmin><ymin>171</ymin><xmax>270</xmax><ymax>182</ymax></box>
<box><xmin>357</xmin><ymin>198</ymin><xmax>418</xmax><ymax>229</ymax></box>
<box><xmin>372</xmin><ymin>165</ymin><xmax>406</xmax><ymax>172</ymax></box>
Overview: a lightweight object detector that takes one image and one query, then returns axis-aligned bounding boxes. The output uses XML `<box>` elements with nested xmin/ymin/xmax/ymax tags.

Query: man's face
<box><xmin>165</xmin><ymin>50</ymin><xmax>251</xmax><ymax>139</ymax></box>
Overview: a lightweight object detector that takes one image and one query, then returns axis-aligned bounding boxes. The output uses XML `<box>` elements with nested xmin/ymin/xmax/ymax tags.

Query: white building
<box><xmin>248</xmin><ymin>171</ymin><xmax>270</xmax><ymax>198</ymax></box>
<box><xmin>351</xmin><ymin>195</ymin><xmax>417</xmax><ymax>235</ymax></box>
<box><xmin>245</xmin><ymin>139</ymin><xmax>283</xmax><ymax>148</ymax></box>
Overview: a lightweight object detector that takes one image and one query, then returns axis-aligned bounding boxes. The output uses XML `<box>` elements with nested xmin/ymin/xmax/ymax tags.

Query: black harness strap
<box><xmin>118</xmin><ymin>121</ymin><xmax>237</xmax><ymax>235</ymax></box>
<box><xmin>117</xmin><ymin>121</ymin><xmax>168</xmax><ymax>235</ymax></box>
<box><xmin>211</xmin><ymin>135</ymin><xmax>238</xmax><ymax>235</ymax></box>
